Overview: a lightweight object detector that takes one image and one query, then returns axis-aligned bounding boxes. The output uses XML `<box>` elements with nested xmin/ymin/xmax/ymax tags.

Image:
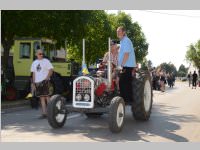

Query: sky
<box><xmin>106</xmin><ymin>10</ymin><xmax>200</xmax><ymax>69</ymax></box>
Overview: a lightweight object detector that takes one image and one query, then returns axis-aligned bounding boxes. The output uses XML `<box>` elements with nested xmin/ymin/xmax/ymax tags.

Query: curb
<box><xmin>1</xmin><ymin>105</ymin><xmax>31</xmax><ymax>114</ymax></box>
<box><xmin>1</xmin><ymin>99</ymin><xmax>30</xmax><ymax>111</ymax></box>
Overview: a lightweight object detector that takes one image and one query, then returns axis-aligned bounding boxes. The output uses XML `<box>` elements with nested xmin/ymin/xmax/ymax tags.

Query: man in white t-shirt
<box><xmin>31</xmin><ymin>49</ymin><xmax>53</xmax><ymax>119</ymax></box>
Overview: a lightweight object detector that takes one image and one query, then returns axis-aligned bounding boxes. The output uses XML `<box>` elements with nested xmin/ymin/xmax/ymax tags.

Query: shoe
<box><xmin>38</xmin><ymin>114</ymin><xmax>47</xmax><ymax>119</ymax></box>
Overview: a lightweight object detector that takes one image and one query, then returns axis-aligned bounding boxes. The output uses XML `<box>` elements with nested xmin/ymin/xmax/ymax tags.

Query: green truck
<box><xmin>12</xmin><ymin>37</ymin><xmax>79</xmax><ymax>100</ymax></box>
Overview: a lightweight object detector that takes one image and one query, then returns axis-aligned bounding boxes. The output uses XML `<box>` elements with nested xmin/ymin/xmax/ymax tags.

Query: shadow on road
<box><xmin>2</xmin><ymin>102</ymin><xmax>200</xmax><ymax>142</ymax></box>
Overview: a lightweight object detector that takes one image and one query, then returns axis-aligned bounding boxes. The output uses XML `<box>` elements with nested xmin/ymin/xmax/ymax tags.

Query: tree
<box><xmin>147</xmin><ymin>60</ymin><xmax>153</xmax><ymax>69</ymax></box>
<box><xmin>67</xmin><ymin>11</ymin><xmax>112</xmax><ymax>64</ymax></box>
<box><xmin>140</xmin><ymin>59</ymin><xmax>153</xmax><ymax>70</ymax></box>
<box><xmin>141</xmin><ymin>57</ymin><xmax>148</xmax><ymax>70</ymax></box>
<box><xmin>177</xmin><ymin>64</ymin><xmax>188</xmax><ymax>77</ymax></box>
<box><xmin>1</xmin><ymin>10</ymin><xmax>111</xmax><ymax>72</ymax></box>
<box><xmin>186</xmin><ymin>40</ymin><xmax>200</xmax><ymax>70</ymax></box>
<box><xmin>2</xmin><ymin>10</ymin><xmax>149</xmax><ymax>76</ymax></box>
<box><xmin>158</xmin><ymin>62</ymin><xmax>177</xmax><ymax>75</ymax></box>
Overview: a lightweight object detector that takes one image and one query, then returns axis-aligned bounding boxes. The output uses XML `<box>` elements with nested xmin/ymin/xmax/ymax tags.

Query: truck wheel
<box><xmin>132</xmin><ymin>74</ymin><xmax>153</xmax><ymax>121</ymax></box>
<box><xmin>108</xmin><ymin>96</ymin><xmax>125</xmax><ymax>133</ymax></box>
<box><xmin>85</xmin><ymin>113</ymin><xmax>103</xmax><ymax>118</ymax></box>
<box><xmin>47</xmin><ymin>95</ymin><xmax>67</xmax><ymax>128</ymax></box>
<box><xmin>50</xmin><ymin>72</ymin><xmax>64</xmax><ymax>95</ymax></box>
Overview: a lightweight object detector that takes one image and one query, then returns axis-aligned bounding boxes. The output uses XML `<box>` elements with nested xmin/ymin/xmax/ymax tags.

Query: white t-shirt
<box><xmin>31</xmin><ymin>58</ymin><xmax>53</xmax><ymax>83</ymax></box>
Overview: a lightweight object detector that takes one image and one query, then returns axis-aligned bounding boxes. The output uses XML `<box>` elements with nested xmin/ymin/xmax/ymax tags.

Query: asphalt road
<box><xmin>1</xmin><ymin>82</ymin><xmax>200</xmax><ymax>142</ymax></box>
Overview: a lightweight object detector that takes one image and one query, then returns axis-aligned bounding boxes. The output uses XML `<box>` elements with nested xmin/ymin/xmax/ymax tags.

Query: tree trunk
<box><xmin>2</xmin><ymin>39</ymin><xmax>13</xmax><ymax>79</ymax></box>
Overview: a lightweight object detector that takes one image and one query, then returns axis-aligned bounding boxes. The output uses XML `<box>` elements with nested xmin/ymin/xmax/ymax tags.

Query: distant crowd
<box><xmin>150</xmin><ymin>68</ymin><xmax>200</xmax><ymax>92</ymax></box>
<box><xmin>151</xmin><ymin>68</ymin><xmax>175</xmax><ymax>92</ymax></box>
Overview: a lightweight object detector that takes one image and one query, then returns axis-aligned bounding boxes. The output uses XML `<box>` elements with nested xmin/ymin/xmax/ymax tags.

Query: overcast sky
<box><xmin>107</xmin><ymin>10</ymin><xmax>200</xmax><ymax>69</ymax></box>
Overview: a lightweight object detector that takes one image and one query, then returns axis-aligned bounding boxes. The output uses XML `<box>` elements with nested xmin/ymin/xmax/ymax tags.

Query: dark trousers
<box><xmin>192</xmin><ymin>79</ymin><xmax>197</xmax><ymax>87</ymax></box>
<box><xmin>119</xmin><ymin>67</ymin><xmax>133</xmax><ymax>102</ymax></box>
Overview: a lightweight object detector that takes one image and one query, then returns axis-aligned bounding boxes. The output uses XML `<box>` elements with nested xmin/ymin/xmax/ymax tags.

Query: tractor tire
<box><xmin>85</xmin><ymin>113</ymin><xmax>103</xmax><ymax>118</ymax></box>
<box><xmin>108</xmin><ymin>96</ymin><xmax>125</xmax><ymax>133</ymax></box>
<box><xmin>47</xmin><ymin>95</ymin><xmax>67</xmax><ymax>128</ymax></box>
<box><xmin>132</xmin><ymin>73</ymin><xmax>153</xmax><ymax>121</ymax></box>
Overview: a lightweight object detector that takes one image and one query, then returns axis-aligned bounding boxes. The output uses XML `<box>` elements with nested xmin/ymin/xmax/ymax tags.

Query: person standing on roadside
<box><xmin>117</xmin><ymin>26</ymin><xmax>136</xmax><ymax>103</ymax></box>
<box><xmin>192</xmin><ymin>71</ymin><xmax>198</xmax><ymax>89</ymax></box>
<box><xmin>187</xmin><ymin>72</ymin><xmax>192</xmax><ymax>87</ymax></box>
<box><xmin>31</xmin><ymin>49</ymin><xmax>53</xmax><ymax>119</ymax></box>
<box><xmin>160</xmin><ymin>70</ymin><xmax>166</xmax><ymax>92</ymax></box>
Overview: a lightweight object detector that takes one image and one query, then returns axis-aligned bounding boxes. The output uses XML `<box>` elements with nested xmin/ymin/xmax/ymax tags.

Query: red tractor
<box><xmin>47</xmin><ymin>38</ymin><xmax>153</xmax><ymax>133</ymax></box>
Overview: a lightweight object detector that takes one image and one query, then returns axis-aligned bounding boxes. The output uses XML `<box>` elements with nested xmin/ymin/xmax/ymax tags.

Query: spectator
<box><xmin>155</xmin><ymin>71</ymin><xmax>161</xmax><ymax>90</ymax></box>
<box><xmin>187</xmin><ymin>72</ymin><xmax>192</xmax><ymax>87</ymax></box>
<box><xmin>160</xmin><ymin>70</ymin><xmax>166</xmax><ymax>92</ymax></box>
<box><xmin>31</xmin><ymin>49</ymin><xmax>53</xmax><ymax>119</ymax></box>
<box><xmin>102</xmin><ymin>40</ymin><xmax>118</xmax><ymax>67</ymax></box>
<box><xmin>101</xmin><ymin>40</ymin><xmax>119</xmax><ymax>90</ymax></box>
<box><xmin>152</xmin><ymin>70</ymin><xmax>157</xmax><ymax>90</ymax></box>
<box><xmin>192</xmin><ymin>71</ymin><xmax>198</xmax><ymax>89</ymax></box>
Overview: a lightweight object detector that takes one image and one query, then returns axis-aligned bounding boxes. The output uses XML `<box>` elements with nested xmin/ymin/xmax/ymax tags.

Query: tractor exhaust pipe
<box><xmin>82</xmin><ymin>38</ymin><xmax>85</xmax><ymax>66</ymax></box>
<box><xmin>107</xmin><ymin>37</ymin><xmax>112</xmax><ymax>88</ymax></box>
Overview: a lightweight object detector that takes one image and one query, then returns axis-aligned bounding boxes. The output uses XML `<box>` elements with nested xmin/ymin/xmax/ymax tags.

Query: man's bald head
<box><xmin>36</xmin><ymin>49</ymin><xmax>43</xmax><ymax>54</ymax></box>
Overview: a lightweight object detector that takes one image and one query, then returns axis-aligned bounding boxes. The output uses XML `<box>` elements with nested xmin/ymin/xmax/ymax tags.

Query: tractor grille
<box><xmin>73</xmin><ymin>76</ymin><xmax>94</xmax><ymax>108</ymax></box>
<box><xmin>76</xmin><ymin>78</ymin><xmax>91</xmax><ymax>95</ymax></box>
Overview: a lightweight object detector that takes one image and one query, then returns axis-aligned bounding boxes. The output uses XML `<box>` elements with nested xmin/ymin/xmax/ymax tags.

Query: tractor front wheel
<box><xmin>47</xmin><ymin>95</ymin><xmax>67</xmax><ymax>128</ymax></box>
<box><xmin>108</xmin><ymin>96</ymin><xmax>125</xmax><ymax>133</ymax></box>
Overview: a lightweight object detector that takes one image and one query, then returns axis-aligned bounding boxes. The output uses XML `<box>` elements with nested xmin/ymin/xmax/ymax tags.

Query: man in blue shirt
<box><xmin>117</xmin><ymin>26</ymin><xmax>136</xmax><ymax>103</ymax></box>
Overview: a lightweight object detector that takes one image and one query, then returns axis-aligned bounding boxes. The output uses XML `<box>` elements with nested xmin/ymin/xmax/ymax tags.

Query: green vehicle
<box><xmin>13</xmin><ymin>37</ymin><xmax>79</xmax><ymax>99</ymax></box>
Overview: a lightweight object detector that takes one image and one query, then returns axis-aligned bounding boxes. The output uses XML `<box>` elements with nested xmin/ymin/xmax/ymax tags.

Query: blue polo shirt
<box><xmin>118</xmin><ymin>36</ymin><xmax>136</xmax><ymax>67</ymax></box>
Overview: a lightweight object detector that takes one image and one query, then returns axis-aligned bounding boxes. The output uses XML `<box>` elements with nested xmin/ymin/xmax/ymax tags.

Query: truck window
<box><xmin>20</xmin><ymin>43</ymin><xmax>31</xmax><ymax>59</ymax></box>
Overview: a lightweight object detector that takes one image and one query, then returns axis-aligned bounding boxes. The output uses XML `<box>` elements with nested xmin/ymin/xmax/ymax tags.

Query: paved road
<box><xmin>1</xmin><ymin>82</ymin><xmax>200</xmax><ymax>142</ymax></box>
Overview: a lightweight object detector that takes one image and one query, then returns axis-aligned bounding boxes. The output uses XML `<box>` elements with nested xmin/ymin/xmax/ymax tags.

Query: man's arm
<box><xmin>121</xmin><ymin>52</ymin><xmax>129</xmax><ymax>67</ymax></box>
<box><xmin>32</xmin><ymin>72</ymin><xmax>35</xmax><ymax>83</ymax></box>
<box><xmin>32</xmin><ymin>72</ymin><xmax>36</xmax><ymax>91</ymax></box>
<box><xmin>46</xmin><ymin>69</ymin><xmax>53</xmax><ymax>80</ymax></box>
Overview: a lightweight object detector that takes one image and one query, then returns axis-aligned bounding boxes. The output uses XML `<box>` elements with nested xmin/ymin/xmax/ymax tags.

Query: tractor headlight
<box><xmin>84</xmin><ymin>94</ymin><xmax>90</xmax><ymax>101</ymax></box>
<box><xmin>76</xmin><ymin>94</ymin><xmax>82</xmax><ymax>101</ymax></box>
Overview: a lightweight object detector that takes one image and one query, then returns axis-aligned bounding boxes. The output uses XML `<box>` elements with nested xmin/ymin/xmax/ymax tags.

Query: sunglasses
<box><xmin>38</xmin><ymin>53</ymin><xmax>44</xmax><ymax>56</ymax></box>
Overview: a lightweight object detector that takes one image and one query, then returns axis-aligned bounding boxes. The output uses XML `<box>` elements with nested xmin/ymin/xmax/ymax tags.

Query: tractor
<box><xmin>47</xmin><ymin>38</ymin><xmax>153</xmax><ymax>133</ymax></box>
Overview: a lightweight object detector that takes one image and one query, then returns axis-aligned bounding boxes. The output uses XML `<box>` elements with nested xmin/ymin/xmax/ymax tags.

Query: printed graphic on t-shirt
<box><xmin>36</xmin><ymin>64</ymin><xmax>42</xmax><ymax>72</ymax></box>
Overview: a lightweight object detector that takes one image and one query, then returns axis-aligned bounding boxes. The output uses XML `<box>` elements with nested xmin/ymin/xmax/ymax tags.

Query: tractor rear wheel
<box><xmin>132</xmin><ymin>73</ymin><xmax>153</xmax><ymax>121</ymax></box>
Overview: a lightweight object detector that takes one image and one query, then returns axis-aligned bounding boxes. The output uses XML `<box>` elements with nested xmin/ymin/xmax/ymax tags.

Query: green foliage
<box><xmin>177</xmin><ymin>64</ymin><xmax>188</xmax><ymax>77</ymax></box>
<box><xmin>2</xmin><ymin>10</ymin><xmax>149</xmax><ymax>70</ymax></box>
<box><xmin>186</xmin><ymin>40</ymin><xmax>200</xmax><ymax>70</ymax></box>
<box><xmin>140</xmin><ymin>58</ymin><xmax>153</xmax><ymax>71</ymax></box>
<box><xmin>158</xmin><ymin>62</ymin><xmax>177</xmax><ymax>75</ymax></box>
<box><xmin>141</xmin><ymin>58</ymin><xmax>148</xmax><ymax>70</ymax></box>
